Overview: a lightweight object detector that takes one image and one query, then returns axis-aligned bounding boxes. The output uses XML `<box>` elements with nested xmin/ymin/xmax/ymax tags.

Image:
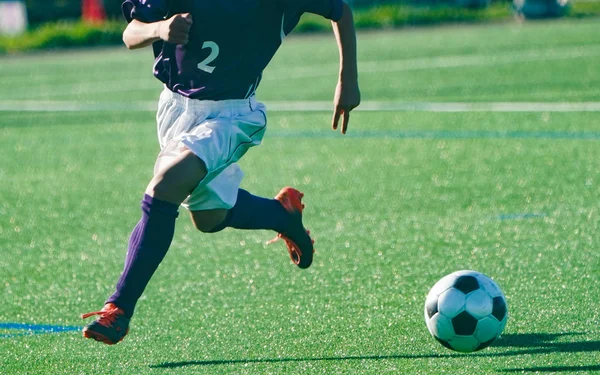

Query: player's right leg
<box><xmin>81</xmin><ymin>149</ymin><xmax>207</xmax><ymax>345</ymax></box>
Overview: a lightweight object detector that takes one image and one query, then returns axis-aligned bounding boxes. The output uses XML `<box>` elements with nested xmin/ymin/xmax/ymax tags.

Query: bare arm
<box><xmin>122</xmin><ymin>13</ymin><xmax>193</xmax><ymax>50</ymax></box>
<box><xmin>331</xmin><ymin>2</ymin><xmax>361</xmax><ymax>134</ymax></box>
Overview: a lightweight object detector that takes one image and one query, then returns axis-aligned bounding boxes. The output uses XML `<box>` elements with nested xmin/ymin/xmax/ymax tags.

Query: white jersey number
<box><xmin>197</xmin><ymin>41</ymin><xmax>219</xmax><ymax>73</ymax></box>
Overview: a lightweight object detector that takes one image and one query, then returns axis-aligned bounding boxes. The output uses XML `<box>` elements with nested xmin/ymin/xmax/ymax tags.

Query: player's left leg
<box><xmin>192</xmin><ymin>187</ymin><xmax>315</xmax><ymax>268</ymax></box>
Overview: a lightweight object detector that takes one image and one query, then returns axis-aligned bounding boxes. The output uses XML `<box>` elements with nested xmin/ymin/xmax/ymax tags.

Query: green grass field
<box><xmin>1</xmin><ymin>18</ymin><xmax>600</xmax><ymax>374</ymax></box>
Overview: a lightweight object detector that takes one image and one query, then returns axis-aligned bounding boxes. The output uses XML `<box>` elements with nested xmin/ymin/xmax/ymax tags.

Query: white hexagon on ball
<box><xmin>476</xmin><ymin>274</ymin><xmax>503</xmax><ymax>298</ymax></box>
<box><xmin>437</xmin><ymin>288</ymin><xmax>466</xmax><ymax>317</ymax></box>
<box><xmin>428</xmin><ymin>312</ymin><xmax>455</xmax><ymax>340</ymax></box>
<box><xmin>428</xmin><ymin>273</ymin><xmax>457</xmax><ymax>297</ymax></box>
<box><xmin>473</xmin><ymin>316</ymin><xmax>502</xmax><ymax>343</ymax></box>
<box><xmin>465</xmin><ymin>289</ymin><xmax>493</xmax><ymax>319</ymax></box>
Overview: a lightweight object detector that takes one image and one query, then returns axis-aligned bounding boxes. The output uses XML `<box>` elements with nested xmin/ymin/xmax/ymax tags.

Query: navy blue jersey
<box><xmin>122</xmin><ymin>0</ymin><xmax>343</xmax><ymax>100</ymax></box>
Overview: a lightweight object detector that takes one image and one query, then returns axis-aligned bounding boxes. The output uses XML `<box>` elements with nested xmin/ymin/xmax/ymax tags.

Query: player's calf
<box><xmin>190</xmin><ymin>209</ymin><xmax>229</xmax><ymax>232</ymax></box>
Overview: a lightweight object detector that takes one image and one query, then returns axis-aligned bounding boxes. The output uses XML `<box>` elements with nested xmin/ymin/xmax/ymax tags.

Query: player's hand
<box><xmin>158</xmin><ymin>13</ymin><xmax>193</xmax><ymax>45</ymax></box>
<box><xmin>332</xmin><ymin>80</ymin><xmax>360</xmax><ymax>135</ymax></box>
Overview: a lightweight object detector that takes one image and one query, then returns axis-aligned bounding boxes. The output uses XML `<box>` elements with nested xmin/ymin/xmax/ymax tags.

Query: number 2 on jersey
<box><xmin>197</xmin><ymin>41</ymin><xmax>219</xmax><ymax>73</ymax></box>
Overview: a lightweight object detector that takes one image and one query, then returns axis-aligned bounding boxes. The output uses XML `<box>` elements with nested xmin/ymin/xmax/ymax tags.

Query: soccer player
<box><xmin>81</xmin><ymin>0</ymin><xmax>360</xmax><ymax>345</ymax></box>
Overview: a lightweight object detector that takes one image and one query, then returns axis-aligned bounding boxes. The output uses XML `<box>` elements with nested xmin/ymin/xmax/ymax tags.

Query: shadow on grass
<box><xmin>496</xmin><ymin>333</ymin><xmax>600</xmax><ymax>373</ymax></box>
<box><xmin>500</xmin><ymin>365</ymin><xmax>600</xmax><ymax>373</ymax></box>
<box><xmin>150</xmin><ymin>353</ymin><xmax>452</xmax><ymax>369</ymax></box>
<box><xmin>150</xmin><ymin>332</ymin><xmax>600</xmax><ymax>370</ymax></box>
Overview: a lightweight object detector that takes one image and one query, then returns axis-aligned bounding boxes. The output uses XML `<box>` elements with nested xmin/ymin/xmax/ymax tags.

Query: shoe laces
<box><xmin>81</xmin><ymin>304</ymin><xmax>124</xmax><ymax>328</ymax></box>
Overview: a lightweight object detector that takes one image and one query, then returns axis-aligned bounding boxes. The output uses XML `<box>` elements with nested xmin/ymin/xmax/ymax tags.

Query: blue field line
<box><xmin>268</xmin><ymin>130</ymin><xmax>600</xmax><ymax>140</ymax></box>
<box><xmin>0</xmin><ymin>322</ymin><xmax>82</xmax><ymax>339</ymax></box>
<box><xmin>496</xmin><ymin>213</ymin><xmax>546</xmax><ymax>220</ymax></box>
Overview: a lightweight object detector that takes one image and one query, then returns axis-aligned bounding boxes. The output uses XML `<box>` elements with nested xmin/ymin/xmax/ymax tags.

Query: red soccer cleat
<box><xmin>81</xmin><ymin>303</ymin><xmax>130</xmax><ymax>345</ymax></box>
<box><xmin>267</xmin><ymin>187</ymin><xmax>315</xmax><ymax>269</ymax></box>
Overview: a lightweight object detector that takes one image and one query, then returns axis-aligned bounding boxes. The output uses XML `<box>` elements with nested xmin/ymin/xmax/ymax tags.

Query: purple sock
<box><xmin>209</xmin><ymin>189</ymin><xmax>290</xmax><ymax>233</ymax></box>
<box><xmin>107</xmin><ymin>194</ymin><xmax>179</xmax><ymax>318</ymax></box>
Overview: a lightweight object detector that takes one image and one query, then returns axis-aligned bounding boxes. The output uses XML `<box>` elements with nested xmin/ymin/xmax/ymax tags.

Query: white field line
<box><xmin>2</xmin><ymin>100</ymin><xmax>600</xmax><ymax>112</ymax></box>
<box><xmin>2</xmin><ymin>44</ymin><xmax>599</xmax><ymax>99</ymax></box>
<box><xmin>0</xmin><ymin>80</ymin><xmax>163</xmax><ymax>100</ymax></box>
<box><xmin>269</xmin><ymin>101</ymin><xmax>600</xmax><ymax>112</ymax></box>
<box><xmin>0</xmin><ymin>100</ymin><xmax>157</xmax><ymax>112</ymax></box>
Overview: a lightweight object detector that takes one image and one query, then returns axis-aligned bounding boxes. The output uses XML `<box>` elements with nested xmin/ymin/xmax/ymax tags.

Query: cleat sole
<box><xmin>83</xmin><ymin>327</ymin><xmax>129</xmax><ymax>345</ymax></box>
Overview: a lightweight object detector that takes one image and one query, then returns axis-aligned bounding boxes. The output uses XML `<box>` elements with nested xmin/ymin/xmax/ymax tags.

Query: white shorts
<box><xmin>154</xmin><ymin>88</ymin><xmax>267</xmax><ymax>211</ymax></box>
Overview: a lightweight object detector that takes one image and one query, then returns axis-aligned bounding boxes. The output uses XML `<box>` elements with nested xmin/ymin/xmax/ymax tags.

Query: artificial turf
<box><xmin>1</xmin><ymin>18</ymin><xmax>599</xmax><ymax>375</ymax></box>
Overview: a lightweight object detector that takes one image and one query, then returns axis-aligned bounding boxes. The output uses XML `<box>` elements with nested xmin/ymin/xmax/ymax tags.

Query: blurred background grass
<box><xmin>1</xmin><ymin>0</ymin><xmax>599</xmax><ymax>53</ymax></box>
<box><xmin>1</xmin><ymin>1</ymin><xmax>599</xmax><ymax>374</ymax></box>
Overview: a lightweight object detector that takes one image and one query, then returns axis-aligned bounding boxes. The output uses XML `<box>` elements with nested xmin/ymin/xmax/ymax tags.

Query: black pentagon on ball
<box><xmin>475</xmin><ymin>338</ymin><xmax>497</xmax><ymax>351</ymax></box>
<box><xmin>453</xmin><ymin>275</ymin><xmax>480</xmax><ymax>294</ymax></box>
<box><xmin>425</xmin><ymin>298</ymin><xmax>438</xmax><ymax>318</ymax></box>
<box><xmin>492</xmin><ymin>296</ymin><xmax>507</xmax><ymax>321</ymax></box>
<box><xmin>452</xmin><ymin>311</ymin><xmax>478</xmax><ymax>335</ymax></box>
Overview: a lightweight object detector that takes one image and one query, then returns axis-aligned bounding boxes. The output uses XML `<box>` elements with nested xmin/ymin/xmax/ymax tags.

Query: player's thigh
<box><xmin>190</xmin><ymin>209</ymin><xmax>228</xmax><ymax>232</ymax></box>
<box><xmin>146</xmin><ymin>148</ymin><xmax>208</xmax><ymax>205</ymax></box>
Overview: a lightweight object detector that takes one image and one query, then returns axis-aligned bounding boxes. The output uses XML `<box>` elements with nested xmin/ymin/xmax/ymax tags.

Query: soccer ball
<box><xmin>424</xmin><ymin>270</ymin><xmax>508</xmax><ymax>353</ymax></box>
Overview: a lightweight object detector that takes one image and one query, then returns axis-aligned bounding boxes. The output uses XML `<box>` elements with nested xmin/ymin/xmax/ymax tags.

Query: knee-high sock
<box><xmin>209</xmin><ymin>189</ymin><xmax>290</xmax><ymax>233</ymax></box>
<box><xmin>107</xmin><ymin>194</ymin><xmax>179</xmax><ymax>318</ymax></box>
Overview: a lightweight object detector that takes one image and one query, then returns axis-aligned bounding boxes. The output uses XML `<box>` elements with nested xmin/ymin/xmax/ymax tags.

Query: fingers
<box><xmin>164</xmin><ymin>28</ymin><xmax>190</xmax><ymax>45</ymax></box>
<box><xmin>342</xmin><ymin>110</ymin><xmax>350</xmax><ymax>134</ymax></box>
<box><xmin>332</xmin><ymin>107</ymin><xmax>351</xmax><ymax>134</ymax></box>
<box><xmin>181</xmin><ymin>13</ymin><xmax>193</xmax><ymax>24</ymax></box>
<box><xmin>332</xmin><ymin>109</ymin><xmax>341</xmax><ymax>131</ymax></box>
<box><xmin>174</xmin><ymin>13</ymin><xmax>193</xmax><ymax>30</ymax></box>
<box><xmin>161</xmin><ymin>13</ymin><xmax>194</xmax><ymax>44</ymax></box>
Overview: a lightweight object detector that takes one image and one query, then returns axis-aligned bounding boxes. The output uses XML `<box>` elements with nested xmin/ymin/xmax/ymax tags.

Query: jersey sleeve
<box><xmin>121</xmin><ymin>0</ymin><xmax>170</xmax><ymax>23</ymax></box>
<box><xmin>297</xmin><ymin>0</ymin><xmax>344</xmax><ymax>22</ymax></box>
